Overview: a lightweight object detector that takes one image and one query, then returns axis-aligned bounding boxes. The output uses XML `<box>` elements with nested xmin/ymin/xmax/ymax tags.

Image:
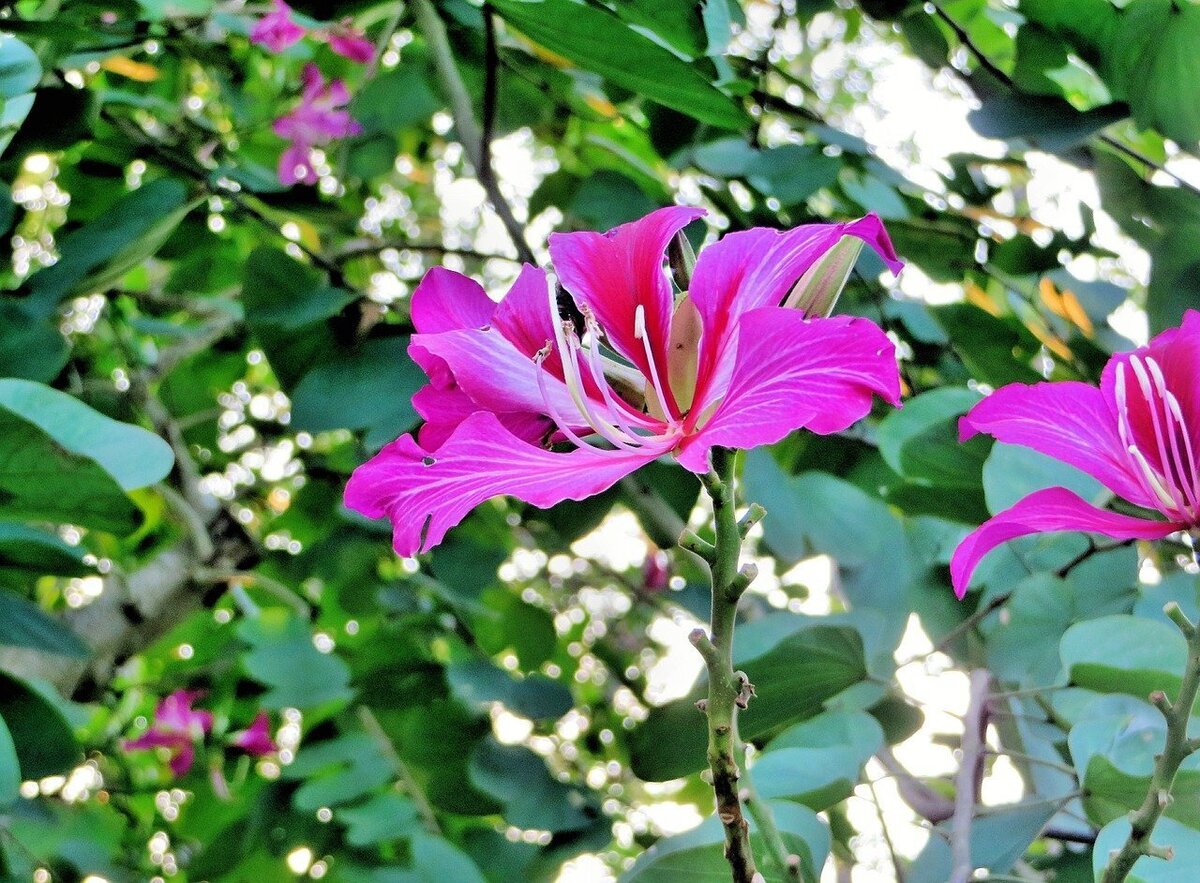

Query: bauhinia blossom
<box><xmin>345</xmin><ymin>207</ymin><xmax>904</xmax><ymax>556</ymax></box>
<box><xmin>326</xmin><ymin>20</ymin><xmax>375</xmax><ymax>64</ymax></box>
<box><xmin>229</xmin><ymin>711</ymin><xmax>278</xmax><ymax>757</ymax></box>
<box><xmin>273</xmin><ymin>64</ymin><xmax>362</xmax><ymax>186</ymax></box>
<box><xmin>122</xmin><ymin>690</ymin><xmax>213</xmax><ymax>776</ymax></box>
<box><xmin>951</xmin><ymin>310</ymin><xmax>1200</xmax><ymax>597</ymax></box>
<box><xmin>250</xmin><ymin>0</ymin><xmax>306</xmax><ymax>53</ymax></box>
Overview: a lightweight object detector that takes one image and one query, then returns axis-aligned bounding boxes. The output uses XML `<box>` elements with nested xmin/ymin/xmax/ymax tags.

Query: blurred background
<box><xmin>0</xmin><ymin>0</ymin><xmax>1198</xmax><ymax>880</ymax></box>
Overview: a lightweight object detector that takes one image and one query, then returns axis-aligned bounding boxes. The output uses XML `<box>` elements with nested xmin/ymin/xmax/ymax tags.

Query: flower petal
<box><xmin>689</xmin><ymin>214</ymin><xmax>902</xmax><ymax>405</ymax></box>
<box><xmin>676</xmin><ymin>308</ymin><xmax>900</xmax><ymax>472</ymax></box>
<box><xmin>549</xmin><ymin>205</ymin><xmax>705</xmax><ymax>411</ymax></box>
<box><xmin>961</xmin><ymin>380</ymin><xmax>1155</xmax><ymax>509</ymax></box>
<box><xmin>169</xmin><ymin>743</ymin><xmax>196</xmax><ymax>778</ymax></box>
<box><xmin>950</xmin><ymin>486</ymin><xmax>1180</xmax><ymax>598</ymax></box>
<box><xmin>344</xmin><ymin>412</ymin><xmax>660</xmax><ymax>554</ymax></box>
<box><xmin>410</xmin><ymin>267</ymin><xmax>495</xmax><ymax>333</ymax></box>
<box><xmin>492</xmin><ymin>263</ymin><xmax>558</xmax><ymax>360</ymax></box>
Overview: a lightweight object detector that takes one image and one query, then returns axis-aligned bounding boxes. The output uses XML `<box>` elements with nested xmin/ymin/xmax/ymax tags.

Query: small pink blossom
<box><xmin>122</xmin><ymin>690</ymin><xmax>213</xmax><ymax>777</ymax></box>
<box><xmin>345</xmin><ymin>208</ymin><xmax>904</xmax><ymax>556</ymax></box>
<box><xmin>229</xmin><ymin>711</ymin><xmax>278</xmax><ymax>757</ymax></box>
<box><xmin>643</xmin><ymin>550</ymin><xmax>671</xmax><ymax>593</ymax></box>
<box><xmin>250</xmin><ymin>0</ymin><xmax>306</xmax><ymax>53</ymax></box>
<box><xmin>327</xmin><ymin>20</ymin><xmax>375</xmax><ymax>64</ymax></box>
<box><xmin>272</xmin><ymin>64</ymin><xmax>362</xmax><ymax>185</ymax></box>
<box><xmin>950</xmin><ymin>310</ymin><xmax>1200</xmax><ymax>597</ymax></box>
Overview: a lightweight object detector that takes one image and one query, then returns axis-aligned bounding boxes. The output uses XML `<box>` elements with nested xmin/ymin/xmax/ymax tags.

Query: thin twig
<box><xmin>868</xmin><ymin>776</ymin><xmax>906</xmax><ymax>883</ymax></box>
<box><xmin>950</xmin><ymin>669</ymin><xmax>992</xmax><ymax>883</ymax></box>
<box><xmin>357</xmin><ymin>706</ymin><xmax>442</xmax><ymax>836</ymax></box>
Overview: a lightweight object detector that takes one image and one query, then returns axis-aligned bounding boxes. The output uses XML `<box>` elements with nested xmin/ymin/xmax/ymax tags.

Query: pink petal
<box><xmin>961</xmin><ymin>381</ymin><xmax>1155</xmax><ymax>510</ymax></box>
<box><xmin>950</xmin><ymin>486</ymin><xmax>1181</xmax><ymax>598</ymax></box>
<box><xmin>676</xmin><ymin>308</ymin><xmax>900</xmax><ymax>472</ymax></box>
<box><xmin>300</xmin><ymin>63</ymin><xmax>325</xmax><ymax>102</ymax></box>
<box><xmin>548</xmin><ymin>206</ymin><xmax>705</xmax><ymax>415</ymax></box>
<box><xmin>689</xmin><ymin>215</ymin><xmax>902</xmax><ymax>406</ymax></box>
<box><xmin>168</xmin><ymin>743</ymin><xmax>197</xmax><ymax>777</ymax></box>
<box><xmin>343</xmin><ymin>412</ymin><xmax>661</xmax><ymax>555</ymax></box>
<box><xmin>277</xmin><ymin>142</ymin><xmax>315</xmax><ymax>186</ymax></box>
<box><xmin>410</xmin><ymin>267</ymin><xmax>495</xmax><ymax>333</ymax></box>
<box><xmin>123</xmin><ymin>730</ymin><xmax>183</xmax><ymax>752</ymax></box>
<box><xmin>330</xmin><ymin>32</ymin><xmax>375</xmax><ymax>64</ymax></box>
<box><xmin>492</xmin><ymin>264</ymin><xmax>559</xmax><ymax>360</ymax></box>
<box><xmin>250</xmin><ymin>0</ymin><xmax>306</xmax><ymax>53</ymax></box>
<box><xmin>231</xmin><ymin>712</ymin><xmax>278</xmax><ymax>757</ymax></box>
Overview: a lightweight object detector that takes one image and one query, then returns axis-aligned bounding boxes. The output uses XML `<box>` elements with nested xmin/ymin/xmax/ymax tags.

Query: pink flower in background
<box><xmin>345</xmin><ymin>207</ymin><xmax>903</xmax><ymax>556</ymax></box>
<box><xmin>250</xmin><ymin>0</ymin><xmax>306</xmax><ymax>53</ymax></box>
<box><xmin>229</xmin><ymin>711</ymin><xmax>278</xmax><ymax>757</ymax></box>
<box><xmin>950</xmin><ymin>310</ymin><xmax>1200</xmax><ymax>597</ymax></box>
<box><xmin>642</xmin><ymin>550</ymin><xmax>671</xmax><ymax>593</ymax></box>
<box><xmin>327</xmin><ymin>20</ymin><xmax>375</xmax><ymax>63</ymax></box>
<box><xmin>273</xmin><ymin>64</ymin><xmax>361</xmax><ymax>185</ymax></box>
<box><xmin>122</xmin><ymin>690</ymin><xmax>213</xmax><ymax>776</ymax></box>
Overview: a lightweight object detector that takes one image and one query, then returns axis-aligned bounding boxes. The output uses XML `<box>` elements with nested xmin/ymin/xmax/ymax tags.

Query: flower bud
<box><xmin>783</xmin><ymin>235</ymin><xmax>864</xmax><ymax>318</ymax></box>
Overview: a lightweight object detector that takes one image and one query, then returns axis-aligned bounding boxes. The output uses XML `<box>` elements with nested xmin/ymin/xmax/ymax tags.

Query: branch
<box><xmin>950</xmin><ymin>669</ymin><xmax>992</xmax><ymax>883</ymax></box>
<box><xmin>692</xmin><ymin>447</ymin><xmax>760</xmax><ymax>883</ymax></box>
<box><xmin>1100</xmin><ymin>602</ymin><xmax>1200</xmax><ymax>882</ymax></box>
<box><xmin>331</xmin><ymin>237</ymin><xmax>514</xmax><ymax>264</ymax></box>
<box><xmin>411</xmin><ymin>0</ymin><xmax>537</xmax><ymax>265</ymax></box>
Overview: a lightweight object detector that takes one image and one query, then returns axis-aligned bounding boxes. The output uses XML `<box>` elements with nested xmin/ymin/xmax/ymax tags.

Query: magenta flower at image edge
<box><xmin>345</xmin><ymin>206</ymin><xmax>906</xmax><ymax>557</ymax></box>
<box><xmin>121</xmin><ymin>690</ymin><xmax>213</xmax><ymax>777</ymax></box>
<box><xmin>249</xmin><ymin>0</ymin><xmax>306</xmax><ymax>53</ymax></box>
<box><xmin>950</xmin><ymin>309</ymin><xmax>1200</xmax><ymax>598</ymax></box>
<box><xmin>273</xmin><ymin>64</ymin><xmax>362</xmax><ymax>186</ymax></box>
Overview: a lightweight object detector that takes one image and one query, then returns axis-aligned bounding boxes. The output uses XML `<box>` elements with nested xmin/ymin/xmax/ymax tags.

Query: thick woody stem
<box><xmin>689</xmin><ymin>447</ymin><xmax>761</xmax><ymax>883</ymax></box>
<box><xmin>1101</xmin><ymin>602</ymin><xmax>1200</xmax><ymax>882</ymax></box>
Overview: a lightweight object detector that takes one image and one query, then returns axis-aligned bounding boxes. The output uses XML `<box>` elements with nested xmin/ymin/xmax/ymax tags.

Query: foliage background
<box><xmin>1</xmin><ymin>0</ymin><xmax>1199</xmax><ymax>880</ymax></box>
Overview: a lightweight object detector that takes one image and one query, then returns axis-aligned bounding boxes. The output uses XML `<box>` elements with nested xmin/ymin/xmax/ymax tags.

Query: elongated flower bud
<box><xmin>783</xmin><ymin>235</ymin><xmax>864</xmax><ymax>317</ymax></box>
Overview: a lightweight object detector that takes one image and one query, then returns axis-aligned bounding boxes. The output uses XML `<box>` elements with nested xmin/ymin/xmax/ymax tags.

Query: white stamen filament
<box><xmin>1128</xmin><ymin>356</ymin><xmax>1189</xmax><ymax>514</ymax></box>
<box><xmin>633</xmin><ymin>304</ymin><xmax>676</xmax><ymax>421</ymax></box>
<box><xmin>581</xmin><ymin>318</ymin><xmax>664</xmax><ymax>441</ymax></box>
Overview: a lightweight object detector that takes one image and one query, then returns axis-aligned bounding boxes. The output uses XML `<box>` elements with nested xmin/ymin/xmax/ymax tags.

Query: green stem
<box><xmin>744</xmin><ymin>777</ymin><xmax>802</xmax><ymax>881</ymax></box>
<box><xmin>1101</xmin><ymin>602</ymin><xmax>1200</xmax><ymax>882</ymax></box>
<box><xmin>690</xmin><ymin>447</ymin><xmax>761</xmax><ymax>883</ymax></box>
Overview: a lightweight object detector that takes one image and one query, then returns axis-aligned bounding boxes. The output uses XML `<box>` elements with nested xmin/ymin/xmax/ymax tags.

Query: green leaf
<box><xmin>1147</xmin><ymin>223</ymin><xmax>1200</xmax><ymax>335</ymax></box>
<box><xmin>0</xmin><ymin>379</ymin><xmax>173</xmax><ymax>491</ymax></box>
<box><xmin>1060</xmin><ymin>615</ymin><xmax>1186</xmax><ymax>701</ymax></box>
<box><xmin>21</xmin><ymin>179</ymin><xmax>193</xmax><ymax>314</ymax></box>
<box><xmin>490</xmin><ymin>0</ymin><xmax>745</xmax><ymax>130</ymax></box>
<box><xmin>967</xmin><ymin>95</ymin><xmax>1126</xmax><ymax>153</ymax></box>
<box><xmin>352</xmin><ymin>67</ymin><xmax>443</xmax><ymax>134</ymax></box>
<box><xmin>242</xmin><ymin>247</ymin><xmax>355</xmax><ymax>331</ymax></box>
<box><xmin>0</xmin><ymin>35</ymin><xmax>40</xmax><ymax>158</ymax></box>
<box><xmin>446</xmin><ymin>659</ymin><xmax>573</xmax><ymax>722</ymax></box>
<box><xmin>286</xmin><ymin>731</ymin><xmax>396</xmax><ymax>811</ymax></box>
<box><xmin>753</xmin><ymin>711</ymin><xmax>884</xmax><ymax>810</ymax></box>
<box><xmin>409</xmin><ymin>834</ymin><xmax>488</xmax><ymax>883</ymax></box>
<box><xmin>0</xmin><ymin>714</ymin><xmax>19</xmax><ymax>808</ymax></box>
<box><xmin>0</xmin><ymin>590</ymin><xmax>88</xmax><ymax>658</ymax></box>
<box><xmin>337</xmin><ymin>793</ymin><xmax>421</xmax><ymax>846</ymax></box>
<box><xmin>622</xmin><ymin>801</ymin><xmax>829</xmax><ymax>882</ymax></box>
<box><xmin>630</xmin><ymin>621</ymin><xmax>868</xmax><ymax>781</ymax></box>
<box><xmin>238</xmin><ymin>610</ymin><xmax>354</xmax><ymax>709</ymax></box>
<box><xmin>907</xmin><ymin>803</ymin><xmax>1057</xmax><ymax>883</ymax></box>
<box><xmin>0</xmin><ymin>671</ymin><xmax>79</xmax><ymax>779</ymax></box>
<box><xmin>983</xmin><ymin>442</ymin><xmax>1102</xmax><ymax>515</ymax></box>
<box><xmin>877</xmin><ymin>386</ymin><xmax>985</xmax><ymax>489</ymax></box>
<box><xmin>0</xmin><ymin>522</ymin><xmax>92</xmax><ymax>577</ymax></box>
<box><xmin>1112</xmin><ymin>0</ymin><xmax>1200</xmax><ymax>147</ymax></box>
<box><xmin>0</xmin><ymin>299</ymin><xmax>69</xmax><ymax>383</ymax></box>
<box><xmin>1094</xmin><ymin>816</ymin><xmax>1200</xmax><ymax>882</ymax></box>
<box><xmin>469</xmin><ymin>738</ymin><xmax>598</xmax><ymax>832</ymax></box>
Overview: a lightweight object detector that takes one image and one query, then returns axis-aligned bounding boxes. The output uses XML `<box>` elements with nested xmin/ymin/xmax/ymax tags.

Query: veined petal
<box><xmin>689</xmin><ymin>215</ymin><xmax>902</xmax><ymax>405</ymax></box>
<box><xmin>950</xmin><ymin>486</ymin><xmax>1181</xmax><ymax>598</ymax></box>
<box><xmin>492</xmin><ymin>263</ymin><xmax>559</xmax><ymax>360</ymax></box>
<box><xmin>675</xmin><ymin>308</ymin><xmax>900</xmax><ymax>472</ymax></box>
<box><xmin>549</xmin><ymin>205</ymin><xmax>705</xmax><ymax>409</ymax></box>
<box><xmin>344</xmin><ymin>412</ymin><xmax>661</xmax><ymax>555</ymax></box>
<box><xmin>962</xmin><ymin>381</ymin><xmax>1156</xmax><ymax>510</ymax></box>
<box><xmin>410</xmin><ymin>267</ymin><xmax>495</xmax><ymax>333</ymax></box>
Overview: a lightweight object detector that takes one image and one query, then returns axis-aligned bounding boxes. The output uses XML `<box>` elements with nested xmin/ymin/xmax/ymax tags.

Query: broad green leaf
<box><xmin>21</xmin><ymin>179</ymin><xmax>193</xmax><ymax>314</ymax></box>
<box><xmin>753</xmin><ymin>711</ymin><xmax>884</xmax><ymax>810</ymax></box>
<box><xmin>1094</xmin><ymin>816</ymin><xmax>1200</xmax><ymax>882</ymax></box>
<box><xmin>622</xmin><ymin>800</ymin><xmax>829</xmax><ymax>882</ymax></box>
<box><xmin>983</xmin><ymin>442</ymin><xmax>1102</xmax><ymax>515</ymax></box>
<box><xmin>0</xmin><ymin>522</ymin><xmax>91</xmax><ymax>577</ymax></box>
<box><xmin>907</xmin><ymin>803</ymin><xmax>1057</xmax><ymax>883</ymax></box>
<box><xmin>337</xmin><ymin>793</ymin><xmax>420</xmax><ymax>846</ymax></box>
<box><xmin>0</xmin><ymin>379</ymin><xmax>173</xmax><ymax>491</ymax></box>
<box><xmin>469</xmin><ymin>739</ymin><xmax>598</xmax><ymax>832</ymax></box>
<box><xmin>0</xmin><ymin>35</ymin><xmax>40</xmax><ymax>157</ymax></box>
<box><xmin>0</xmin><ymin>671</ymin><xmax>79</xmax><ymax>779</ymax></box>
<box><xmin>0</xmin><ymin>589</ymin><xmax>89</xmax><ymax>658</ymax></box>
<box><xmin>877</xmin><ymin>386</ymin><xmax>985</xmax><ymax>489</ymax></box>
<box><xmin>409</xmin><ymin>834</ymin><xmax>488</xmax><ymax>883</ymax></box>
<box><xmin>1112</xmin><ymin>0</ymin><xmax>1200</xmax><ymax>146</ymax></box>
<box><xmin>0</xmin><ymin>714</ymin><xmax>18</xmax><ymax>807</ymax></box>
<box><xmin>241</xmin><ymin>247</ymin><xmax>355</xmax><ymax>331</ymax></box>
<box><xmin>238</xmin><ymin>611</ymin><xmax>354</xmax><ymax>709</ymax></box>
<box><xmin>630</xmin><ymin>621</ymin><xmax>868</xmax><ymax>781</ymax></box>
<box><xmin>1060</xmin><ymin>615</ymin><xmax>1186</xmax><ymax>701</ymax></box>
<box><xmin>0</xmin><ymin>299</ymin><xmax>69</xmax><ymax>383</ymax></box>
<box><xmin>490</xmin><ymin>0</ymin><xmax>745</xmax><ymax>130</ymax></box>
<box><xmin>285</xmin><ymin>732</ymin><xmax>395</xmax><ymax>811</ymax></box>
<box><xmin>446</xmin><ymin>659</ymin><xmax>573</xmax><ymax>722</ymax></box>
<box><xmin>968</xmin><ymin>95</ymin><xmax>1126</xmax><ymax>153</ymax></box>
<box><xmin>353</xmin><ymin>67</ymin><xmax>443</xmax><ymax>134</ymax></box>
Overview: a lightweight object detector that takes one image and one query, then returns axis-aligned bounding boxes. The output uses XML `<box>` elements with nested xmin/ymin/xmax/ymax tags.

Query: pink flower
<box><xmin>272</xmin><ymin>64</ymin><xmax>362</xmax><ymax>185</ymax></box>
<box><xmin>950</xmin><ymin>310</ymin><xmax>1200</xmax><ymax>597</ymax></box>
<box><xmin>122</xmin><ymin>690</ymin><xmax>213</xmax><ymax>777</ymax></box>
<box><xmin>327</xmin><ymin>20</ymin><xmax>375</xmax><ymax>64</ymax></box>
<box><xmin>229</xmin><ymin>711</ymin><xmax>278</xmax><ymax>757</ymax></box>
<box><xmin>345</xmin><ymin>207</ymin><xmax>903</xmax><ymax>556</ymax></box>
<box><xmin>250</xmin><ymin>0</ymin><xmax>306</xmax><ymax>53</ymax></box>
<box><xmin>643</xmin><ymin>550</ymin><xmax>671</xmax><ymax>592</ymax></box>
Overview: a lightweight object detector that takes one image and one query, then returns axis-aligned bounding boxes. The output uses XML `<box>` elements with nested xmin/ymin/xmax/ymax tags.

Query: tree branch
<box><xmin>950</xmin><ymin>669</ymin><xmax>992</xmax><ymax>883</ymax></box>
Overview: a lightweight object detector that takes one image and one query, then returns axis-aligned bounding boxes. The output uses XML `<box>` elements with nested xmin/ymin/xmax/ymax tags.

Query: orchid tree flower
<box><xmin>326</xmin><ymin>20</ymin><xmax>375</xmax><ymax>64</ymax></box>
<box><xmin>122</xmin><ymin>690</ymin><xmax>214</xmax><ymax>776</ymax></box>
<box><xmin>345</xmin><ymin>206</ymin><xmax>904</xmax><ymax>557</ymax></box>
<box><xmin>229</xmin><ymin>711</ymin><xmax>278</xmax><ymax>757</ymax></box>
<box><xmin>272</xmin><ymin>64</ymin><xmax>362</xmax><ymax>185</ymax></box>
<box><xmin>250</xmin><ymin>0</ymin><xmax>306</xmax><ymax>53</ymax></box>
<box><xmin>951</xmin><ymin>310</ymin><xmax>1200</xmax><ymax>598</ymax></box>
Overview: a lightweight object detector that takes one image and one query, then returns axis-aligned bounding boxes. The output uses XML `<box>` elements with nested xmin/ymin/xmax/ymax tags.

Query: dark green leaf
<box><xmin>0</xmin><ymin>590</ymin><xmax>89</xmax><ymax>658</ymax></box>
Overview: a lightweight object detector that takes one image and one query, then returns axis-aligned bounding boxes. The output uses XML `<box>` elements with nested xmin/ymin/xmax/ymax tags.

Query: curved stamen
<box><xmin>634</xmin><ymin>304</ymin><xmax>677</xmax><ymax>421</ymax></box>
<box><xmin>1116</xmin><ymin>362</ymin><xmax>1184</xmax><ymax>516</ymax></box>
<box><xmin>1128</xmin><ymin>355</ymin><xmax>1190</xmax><ymax>516</ymax></box>
<box><xmin>581</xmin><ymin>317</ymin><xmax>666</xmax><ymax>438</ymax></box>
<box><xmin>1163</xmin><ymin>390</ymin><xmax>1200</xmax><ymax>520</ymax></box>
<box><xmin>533</xmin><ymin>347</ymin><xmax>631</xmax><ymax>457</ymax></box>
